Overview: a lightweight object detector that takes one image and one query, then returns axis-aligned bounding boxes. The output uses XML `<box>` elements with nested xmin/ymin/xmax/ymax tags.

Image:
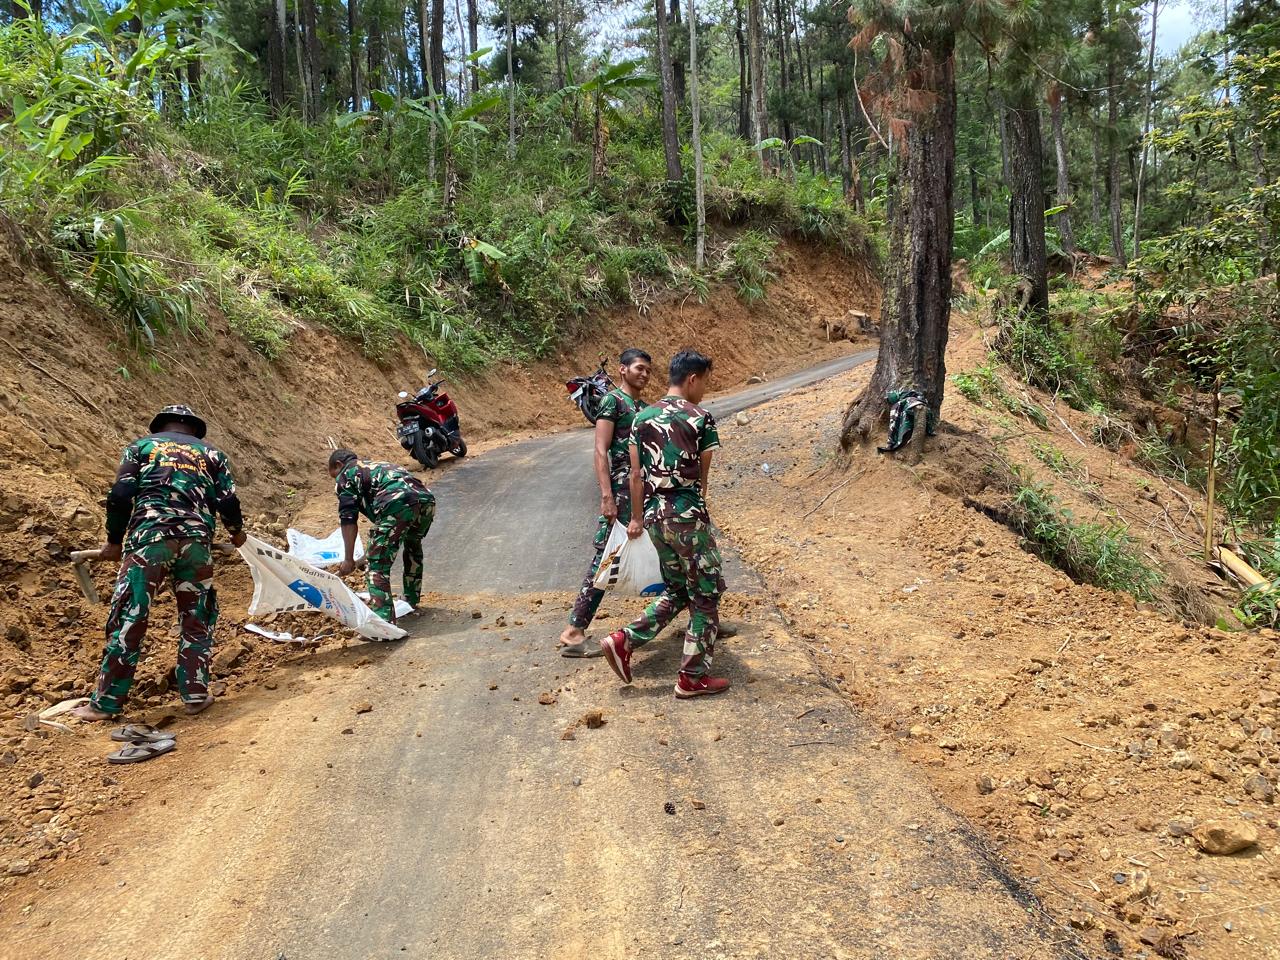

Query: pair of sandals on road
<box><xmin>106</xmin><ymin>724</ymin><xmax>177</xmax><ymax>764</ymax></box>
<box><xmin>560</xmin><ymin>621</ymin><xmax>737</xmax><ymax>658</ymax></box>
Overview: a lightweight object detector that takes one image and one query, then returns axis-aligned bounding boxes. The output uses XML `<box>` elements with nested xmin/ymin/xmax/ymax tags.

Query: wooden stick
<box><xmin>1217</xmin><ymin>546</ymin><xmax>1269</xmax><ymax>589</ymax></box>
<box><xmin>1204</xmin><ymin>380</ymin><xmax>1220</xmax><ymax>560</ymax></box>
<box><xmin>1060</xmin><ymin>735</ymin><xmax>1121</xmax><ymax>753</ymax></box>
<box><xmin>801</xmin><ymin>472</ymin><xmax>863</xmax><ymax>519</ymax></box>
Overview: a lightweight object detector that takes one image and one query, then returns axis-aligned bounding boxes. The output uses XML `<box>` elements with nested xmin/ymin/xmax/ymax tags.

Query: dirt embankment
<box><xmin>0</xmin><ymin>228</ymin><xmax>877</xmax><ymax>892</ymax></box>
<box><xmin>712</xmin><ymin>322</ymin><xmax>1279</xmax><ymax>960</ymax></box>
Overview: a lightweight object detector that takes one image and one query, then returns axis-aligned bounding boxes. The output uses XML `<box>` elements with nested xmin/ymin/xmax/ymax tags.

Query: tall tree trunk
<box><xmin>1090</xmin><ymin>107</ymin><xmax>1102</xmax><ymax>229</ymax></box>
<box><xmin>430</xmin><ymin>0</ymin><xmax>445</xmax><ymax>94</ymax></box>
<box><xmin>838</xmin><ymin>89</ymin><xmax>853</xmax><ymax>198</ymax></box>
<box><xmin>467</xmin><ymin>0</ymin><xmax>478</xmax><ymax>93</ymax></box>
<box><xmin>654</xmin><ymin>0</ymin><xmax>683</xmax><ymax>184</ymax></box>
<box><xmin>506</xmin><ymin>0</ymin><xmax>516</xmax><ymax>160</ymax></box>
<box><xmin>301</xmin><ymin>0</ymin><xmax>319</xmax><ymax>118</ymax></box>
<box><xmin>187</xmin><ymin>15</ymin><xmax>204</xmax><ymax>108</ymax></box>
<box><xmin>670</xmin><ymin>0</ymin><xmax>686</xmax><ymax>105</ymax></box>
<box><xmin>452</xmin><ymin>0</ymin><xmax>468</xmax><ymax>100</ymax></box>
<box><xmin>842</xmin><ymin>27</ymin><xmax>956</xmax><ymax>444</ymax></box>
<box><xmin>735</xmin><ymin>0</ymin><xmax>749</xmax><ymax>139</ymax></box>
<box><xmin>1132</xmin><ymin>0</ymin><xmax>1159</xmax><ymax>260</ymax></box>
<box><xmin>1106</xmin><ymin>48</ymin><xmax>1127</xmax><ymax>266</ymax></box>
<box><xmin>774</xmin><ymin>0</ymin><xmax>791</xmax><ymax>142</ymax></box>
<box><xmin>268</xmin><ymin>0</ymin><xmax>288</xmax><ymax>115</ymax></box>
<box><xmin>292</xmin><ymin>0</ymin><xmax>307</xmax><ymax>115</ymax></box>
<box><xmin>1048</xmin><ymin>84</ymin><xmax>1075</xmax><ymax>252</ymax></box>
<box><xmin>417</xmin><ymin>0</ymin><xmax>432</xmax><ymax>93</ymax></box>
<box><xmin>366</xmin><ymin>4</ymin><xmax>383</xmax><ymax>97</ymax></box>
<box><xmin>747</xmin><ymin>0</ymin><xmax>769</xmax><ymax>170</ymax></box>
<box><xmin>590</xmin><ymin>94</ymin><xmax>608</xmax><ymax>184</ymax></box>
<box><xmin>969</xmin><ymin>162</ymin><xmax>979</xmax><ymax>225</ymax></box>
<box><xmin>348</xmin><ymin>0</ymin><xmax>361</xmax><ymax>110</ymax></box>
<box><xmin>1006</xmin><ymin>94</ymin><xmax>1049</xmax><ymax>314</ymax></box>
<box><xmin>689</xmin><ymin>0</ymin><xmax>705</xmax><ymax>268</ymax></box>
<box><xmin>553</xmin><ymin>0</ymin><xmax>566</xmax><ymax>90</ymax></box>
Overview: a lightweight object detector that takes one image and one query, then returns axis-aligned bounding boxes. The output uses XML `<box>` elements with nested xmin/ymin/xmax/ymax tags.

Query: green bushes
<box><xmin>1006</xmin><ymin>473</ymin><xmax>1162</xmax><ymax>601</ymax></box>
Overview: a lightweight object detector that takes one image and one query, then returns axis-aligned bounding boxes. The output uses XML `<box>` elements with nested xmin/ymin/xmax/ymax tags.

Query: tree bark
<box><xmin>670</xmin><ymin>0</ymin><xmax>686</xmax><ymax>106</ymax></box>
<box><xmin>1106</xmin><ymin>51</ymin><xmax>1127</xmax><ymax>266</ymax></box>
<box><xmin>837</xmin><ymin>90</ymin><xmax>852</xmax><ymax>198</ymax></box>
<box><xmin>348</xmin><ymin>0</ymin><xmax>361</xmax><ymax>111</ymax></box>
<box><xmin>467</xmin><ymin>0</ymin><xmax>479</xmax><ymax>93</ymax></box>
<box><xmin>841</xmin><ymin>27</ymin><xmax>956</xmax><ymax>445</ymax></box>
<box><xmin>1048</xmin><ymin>85</ymin><xmax>1074</xmax><ymax>252</ymax></box>
<box><xmin>268</xmin><ymin>0</ymin><xmax>289</xmax><ymax>115</ymax></box>
<box><xmin>366</xmin><ymin>3</ymin><xmax>383</xmax><ymax>98</ymax></box>
<box><xmin>506</xmin><ymin>0</ymin><xmax>516</xmax><ymax>160</ymax></box>
<box><xmin>735</xmin><ymin>0</ymin><xmax>750</xmax><ymax>139</ymax></box>
<box><xmin>747</xmin><ymin>0</ymin><xmax>769</xmax><ymax>170</ymax></box>
<box><xmin>689</xmin><ymin>0</ymin><xmax>705</xmax><ymax>269</ymax></box>
<box><xmin>654</xmin><ymin>0</ymin><xmax>683</xmax><ymax>184</ymax></box>
<box><xmin>1132</xmin><ymin>0</ymin><xmax>1159</xmax><ymax>261</ymax></box>
<box><xmin>454</xmin><ymin>0</ymin><xmax>469</xmax><ymax>100</ymax></box>
<box><xmin>430</xmin><ymin>0</ymin><xmax>446</xmax><ymax>95</ymax></box>
<box><xmin>301</xmin><ymin>0</ymin><xmax>319</xmax><ymax>118</ymax></box>
<box><xmin>417</xmin><ymin>0</ymin><xmax>432</xmax><ymax>94</ymax></box>
<box><xmin>1006</xmin><ymin>94</ymin><xmax>1049</xmax><ymax>314</ymax></box>
<box><xmin>774</xmin><ymin>0</ymin><xmax>791</xmax><ymax>143</ymax></box>
<box><xmin>187</xmin><ymin>15</ymin><xmax>204</xmax><ymax>108</ymax></box>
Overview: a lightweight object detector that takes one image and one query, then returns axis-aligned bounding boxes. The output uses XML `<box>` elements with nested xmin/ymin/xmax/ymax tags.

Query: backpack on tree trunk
<box><xmin>879</xmin><ymin>388</ymin><xmax>936</xmax><ymax>454</ymax></box>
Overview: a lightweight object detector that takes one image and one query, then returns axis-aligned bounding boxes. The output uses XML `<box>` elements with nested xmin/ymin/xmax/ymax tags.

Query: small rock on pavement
<box><xmin>664</xmin><ymin>802</ymin><xmax>676</xmax><ymax>815</ymax></box>
<box><xmin>471</xmin><ymin>610</ymin><xmax>482</xmax><ymax>619</ymax></box>
<box><xmin>354</xmin><ymin>702</ymin><xmax>373</xmax><ymax>714</ymax></box>
<box><xmin>690</xmin><ymin>798</ymin><xmax>706</xmax><ymax>810</ymax></box>
<box><xmin>582</xmin><ymin>709</ymin><xmax>605</xmax><ymax>729</ymax></box>
<box><xmin>538</xmin><ymin>692</ymin><xmax>557</xmax><ymax>706</ymax></box>
<box><xmin>734</xmin><ymin>411</ymin><xmax>751</xmax><ymax>426</ymax></box>
<box><xmin>1192</xmin><ymin>819</ymin><xmax>1259</xmax><ymax>855</ymax></box>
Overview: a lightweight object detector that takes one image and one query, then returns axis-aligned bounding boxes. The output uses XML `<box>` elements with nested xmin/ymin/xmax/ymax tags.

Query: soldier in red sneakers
<box><xmin>599</xmin><ymin>350</ymin><xmax>730</xmax><ymax>698</ymax></box>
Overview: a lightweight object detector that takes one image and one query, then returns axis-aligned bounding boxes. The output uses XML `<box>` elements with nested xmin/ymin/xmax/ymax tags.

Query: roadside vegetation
<box><xmin>0</xmin><ymin>5</ymin><xmax>872</xmax><ymax>372</ymax></box>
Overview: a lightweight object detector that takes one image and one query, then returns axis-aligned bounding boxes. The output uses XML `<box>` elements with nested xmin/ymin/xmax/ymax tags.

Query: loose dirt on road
<box><xmin>711</xmin><ymin>324</ymin><xmax>1280</xmax><ymax>960</ymax></box>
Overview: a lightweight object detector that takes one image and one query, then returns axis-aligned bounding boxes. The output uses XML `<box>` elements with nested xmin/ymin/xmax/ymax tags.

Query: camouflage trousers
<box><xmin>90</xmin><ymin>538</ymin><xmax>218</xmax><ymax>715</ymax></box>
<box><xmin>622</xmin><ymin>517</ymin><xmax>725</xmax><ymax>679</ymax></box>
<box><xmin>568</xmin><ymin>486</ymin><xmax>632</xmax><ymax>630</ymax></box>
<box><xmin>367</xmin><ymin>495</ymin><xmax>436</xmax><ymax>621</ymax></box>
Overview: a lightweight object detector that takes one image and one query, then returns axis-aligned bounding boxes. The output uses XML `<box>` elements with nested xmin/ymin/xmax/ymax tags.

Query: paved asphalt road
<box><xmin>5</xmin><ymin>348</ymin><xmax>1080</xmax><ymax>960</ymax></box>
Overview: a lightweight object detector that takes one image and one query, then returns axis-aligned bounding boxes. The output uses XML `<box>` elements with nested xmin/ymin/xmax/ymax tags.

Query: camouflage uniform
<box><xmin>569</xmin><ymin>387</ymin><xmax>641</xmax><ymax>629</ymax></box>
<box><xmin>90</xmin><ymin>433</ymin><xmax>243</xmax><ymax>715</ymax></box>
<box><xmin>622</xmin><ymin>396</ymin><xmax>724</xmax><ymax>679</ymax></box>
<box><xmin>335</xmin><ymin>459</ymin><xmax>436</xmax><ymax>621</ymax></box>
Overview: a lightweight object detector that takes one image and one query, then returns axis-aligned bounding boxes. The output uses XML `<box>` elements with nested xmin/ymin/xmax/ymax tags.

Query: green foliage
<box><xmin>77</xmin><ymin>215</ymin><xmax>200</xmax><ymax>350</ymax></box>
<box><xmin>995</xmin><ymin>293</ymin><xmax>1120</xmax><ymax>410</ymax></box>
<box><xmin>1006</xmin><ymin>470</ymin><xmax>1162</xmax><ymax>601</ymax></box>
<box><xmin>721</xmin><ymin>230</ymin><xmax>776</xmax><ymax>303</ymax></box>
<box><xmin>950</xmin><ymin>360</ymin><xmax>1048</xmax><ymax>428</ymax></box>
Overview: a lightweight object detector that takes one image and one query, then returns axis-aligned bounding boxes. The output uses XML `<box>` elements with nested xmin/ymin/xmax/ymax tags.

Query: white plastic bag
<box><xmin>286</xmin><ymin>526</ymin><xmax>364</xmax><ymax>567</ymax></box>
<box><xmin>592</xmin><ymin>522</ymin><xmax>665</xmax><ymax>596</ymax></box>
<box><xmin>237</xmin><ymin>535</ymin><xmax>405</xmax><ymax>641</ymax></box>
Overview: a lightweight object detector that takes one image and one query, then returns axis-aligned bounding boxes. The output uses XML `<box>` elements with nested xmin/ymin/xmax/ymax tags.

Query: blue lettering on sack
<box><xmin>288</xmin><ymin>579</ymin><xmax>325</xmax><ymax>608</ymax></box>
<box><xmin>641</xmin><ymin>582</ymin><xmax>665</xmax><ymax>596</ymax></box>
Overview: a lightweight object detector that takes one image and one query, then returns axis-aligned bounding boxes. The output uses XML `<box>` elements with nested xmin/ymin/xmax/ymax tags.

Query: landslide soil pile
<box><xmin>0</xmin><ymin>224</ymin><xmax>877</xmax><ymax>893</ymax></box>
<box><xmin>711</xmin><ymin>322</ymin><xmax>1279</xmax><ymax>960</ymax></box>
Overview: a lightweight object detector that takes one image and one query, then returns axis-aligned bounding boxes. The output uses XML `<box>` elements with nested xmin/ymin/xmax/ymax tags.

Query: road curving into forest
<box><xmin>3</xmin><ymin>347</ymin><xmax>1080</xmax><ymax>960</ymax></box>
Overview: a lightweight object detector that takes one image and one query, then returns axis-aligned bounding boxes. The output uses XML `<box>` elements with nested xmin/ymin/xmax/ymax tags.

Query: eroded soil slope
<box><xmin>712</xmin><ymin>323</ymin><xmax>1279</xmax><ymax>960</ymax></box>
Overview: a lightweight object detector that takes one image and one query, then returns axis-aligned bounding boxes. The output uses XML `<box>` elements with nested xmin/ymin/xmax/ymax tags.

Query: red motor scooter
<box><xmin>395</xmin><ymin>369</ymin><xmax>467</xmax><ymax>469</ymax></box>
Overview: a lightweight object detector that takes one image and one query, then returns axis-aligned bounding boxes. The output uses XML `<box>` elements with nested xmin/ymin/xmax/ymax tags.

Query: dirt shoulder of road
<box><xmin>709</xmin><ymin>324</ymin><xmax>1280</xmax><ymax>960</ymax></box>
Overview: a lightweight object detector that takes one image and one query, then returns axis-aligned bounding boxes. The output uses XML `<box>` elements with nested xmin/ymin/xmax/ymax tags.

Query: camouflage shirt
<box><xmin>335</xmin><ymin>459</ymin><xmax>433</xmax><ymax>525</ymax></box>
<box><xmin>629</xmin><ymin>396</ymin><xmax>721</xmax><ymax>523</ymax></box>
<box><xmin>597</xmin><ymin>387</ymin><xmax>641</xmax><ymax>489</ymax></box>
<box><xmin>106</xmin><ymin>432</ymin><xmax>243</xmax><ymax>550</ymax></box>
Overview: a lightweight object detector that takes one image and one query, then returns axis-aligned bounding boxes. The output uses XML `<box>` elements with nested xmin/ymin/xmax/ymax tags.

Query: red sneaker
<box><xmin>673</xmin><ymin>674</ymin><xmax>731</xmax><ymax>698</ymax></box>
<box><xmin>600</xmin><ymin>630</ymin><xmax>633</xmax><ymax>684</ymax></box>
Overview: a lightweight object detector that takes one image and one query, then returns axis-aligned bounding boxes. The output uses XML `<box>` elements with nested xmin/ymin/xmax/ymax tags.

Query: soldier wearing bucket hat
<box><xmin>72</xmin><ymin>405</ymin><xmax>245</xmax><ymax>722</ymax></box>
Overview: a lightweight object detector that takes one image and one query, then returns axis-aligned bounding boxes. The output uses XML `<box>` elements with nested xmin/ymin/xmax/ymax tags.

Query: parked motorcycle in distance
<box><xmin>395</xmin><ymin>369</ymin><xmax>466</xmax><ymax>469</ymax></box>
<box><xmin>565</xmin><ymin>358</ymin><xmax>615</xmax><ymax>424</ymax></box>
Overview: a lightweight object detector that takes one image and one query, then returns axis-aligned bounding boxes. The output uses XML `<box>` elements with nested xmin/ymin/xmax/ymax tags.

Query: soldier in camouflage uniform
<box><xmin>600</xmin><ymin>350</ymin><xmax>731</xmax><ymax>698</ymax></box>
<box><xmin>329</xmin><ymin>449</ymin><xmax>435</xmax><ymax>623</ymax></box>
<box><xmin>559</xmin><ymin>348</ymin><xmax>652</xmax><ymax>657</ymax></box>
<box><xmin>72</xmin><ymin>405</ymin><xmax>245</xmax><ymax>721</ymax></box>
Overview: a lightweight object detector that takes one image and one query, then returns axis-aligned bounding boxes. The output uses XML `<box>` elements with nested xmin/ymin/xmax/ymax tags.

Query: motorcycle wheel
<box><xmin>451</xmin><ymin>439</ymin><xmax>468</xmax><ymax>458</ymax></box>
<box><xmin>578</xmin><ymin>392</ymin><xmax>603</xmax><ymax>424</ymax></box>
<box><xmin>411</xmin><ymin>432</ymin><xmax>440</xmax><ymax>470</ymax></box>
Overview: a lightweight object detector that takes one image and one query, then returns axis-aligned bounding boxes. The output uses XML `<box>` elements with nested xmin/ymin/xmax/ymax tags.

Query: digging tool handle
<box><xmin>70</xmin><ymin>542</ymin><xmax>237</xmax><ymax>562</ymax></box>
